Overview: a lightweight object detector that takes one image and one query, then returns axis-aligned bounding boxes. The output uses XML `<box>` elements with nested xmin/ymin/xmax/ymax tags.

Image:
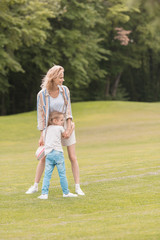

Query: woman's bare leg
<box><xmin>26</xmin><ymin>156</ymin><xmax>45</xmax><ymax>194</ymax></box>
<box><xmin>35</xmin><ymin>156</ymin><xmax>45</xmax><ymax>183</ymax></box>
<box><xmin>67</xmin><ymin>144</ymin><xmax>79</xmax><ymax>184</ymax></box>
<box><xmin>67</xmin><ymin>144</ymin><xmax>85</xmax><ymax>195</ymax></box>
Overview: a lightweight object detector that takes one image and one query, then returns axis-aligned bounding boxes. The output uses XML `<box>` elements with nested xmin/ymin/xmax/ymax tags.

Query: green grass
<box><xmin>0</xmin><ymin>101</ymin><xmax>160</xmax><ymax>240</ymax></box>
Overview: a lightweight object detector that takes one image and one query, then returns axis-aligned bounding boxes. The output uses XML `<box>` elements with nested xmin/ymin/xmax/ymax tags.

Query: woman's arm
<box><xmin>63</xmin><ymin>86</ymin><xmax>73</xmax><ymax>138</ymax></box>
<box><xmin>65</xmin><ymin>118</ymin><xmax>73</xmax><ymax>138</ymax></box>
<box><xmin>62</xmin><ymin>122</ymin><xmax>75</xmax><ymax>139</ymax></box>
<box><xmin>66</xmin><ymin>118</ymin><xmax>72</xmax><ymax>130</ymax></box>
<box><xmin>39</xmin><ymin>130</ymin><xmax>44</xmax><ymax>146</ymax></box>
<box><xmin>65</xmin><ymin>86</ymin><xmax>73</xmax><ymax>120</ymax></box>
<box><xmin>37</xmin><ymin>91</ymin><xmax>45</xmax><ymax>131</ymax></box>
<box><xmin>37</xmin><ymin>91</ymin><xmax>45</xmax><ymax>145</ymax></box>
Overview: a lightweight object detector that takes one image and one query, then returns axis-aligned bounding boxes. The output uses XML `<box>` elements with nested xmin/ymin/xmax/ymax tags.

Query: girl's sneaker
<box><xmin>63</xmin><ymin>192</ymin><xmax>78</xmax><ymax>197</ymax></box>
<box><xmin>38</xmin><ymin>194</ymin><xmax>48</xmax><ymax>200</ymax></box>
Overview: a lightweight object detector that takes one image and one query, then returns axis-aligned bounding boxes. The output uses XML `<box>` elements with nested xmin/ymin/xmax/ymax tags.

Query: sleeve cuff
<box><xmin>66</xmin><ymin>115</ymin><xmax>73</xmax><ymax>120</ymax></box>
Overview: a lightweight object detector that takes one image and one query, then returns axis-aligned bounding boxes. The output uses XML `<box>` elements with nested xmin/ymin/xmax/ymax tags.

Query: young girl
<box><xmin>38</xmin><ymin>111</ymin><xmax>77</xmax><ymax>199</ymax></box>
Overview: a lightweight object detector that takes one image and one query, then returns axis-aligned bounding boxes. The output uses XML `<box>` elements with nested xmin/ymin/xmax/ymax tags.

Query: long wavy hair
<box><xmin>41</xmin><ymin>65</ymin><xmax>64</xmax><ymax>91</ymax></box>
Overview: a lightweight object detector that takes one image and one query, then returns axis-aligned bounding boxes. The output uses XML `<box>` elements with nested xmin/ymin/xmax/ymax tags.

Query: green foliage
<box><xmin>0</xmin><ymin>0</ymin><xmax>61</xmax><ymax>114</ymax></box>
<box><xmin>51</xmin><ymin>0</ymin><xmax>108</xmax><ymax>92</ymax></box>
<box><xmin>0</xmin><ymin>0</ymin><xmax>59</xmax><ymax>93</ymax></box>
<box><xmin>99</xmin><ymin>0</ymin><xmax>160</xmax><ymax>102</ymax></box>
<box><xmin>113</xmin><ymin>83</ymin><xmax>130</xmax><ymax>100</ymax></box>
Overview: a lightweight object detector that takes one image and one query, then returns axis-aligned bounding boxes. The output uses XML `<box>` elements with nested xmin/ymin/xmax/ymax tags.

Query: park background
<box><xmin>1</xmin><ymin>0</ymin><xmax>160</xmax><ymax>240</ymax></box>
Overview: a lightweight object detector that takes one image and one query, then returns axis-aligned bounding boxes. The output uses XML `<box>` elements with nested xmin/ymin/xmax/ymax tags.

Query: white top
<box><xmin>45</xmin><ymin>125</ymin><xmax>65</xmax><ymax>155</ymax></box>
<box><xmin>49</xmin><ymin>93</ymin><xmax>66</xmax><ymax>114</ymax></box>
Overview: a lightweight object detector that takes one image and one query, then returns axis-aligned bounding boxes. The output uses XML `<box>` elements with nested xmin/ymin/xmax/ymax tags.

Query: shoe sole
<box><xmin>25</xmin><ymin>190</ymin><xmax>38</xmax><ymax>194</ymax></box>
<box><xmin>75</xmin><ymin>192</ymin><xmax>85</xmax><ymax>196</ymax></box>
<box><xmin>38</xmin><ymin>198</ymin><xmax>48</xmax><ymax>200</ymax></box>
<box><xmin>63</xmin><ymin>195</ymin><xmax>78</xmax><ymax>198</ymax></box>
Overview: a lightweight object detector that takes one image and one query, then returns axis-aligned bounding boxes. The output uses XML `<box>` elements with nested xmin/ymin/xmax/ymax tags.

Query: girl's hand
<box><xmin>39</xmin><ymin>135</ymin><xmax>44</xmax><ymax>146</ymax></box>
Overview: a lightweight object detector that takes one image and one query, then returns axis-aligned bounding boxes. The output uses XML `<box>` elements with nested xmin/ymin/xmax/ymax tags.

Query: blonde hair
<box><xmin>48</xmin><ymin>111</ymin><xmax>64</xmax><ymax>125</ymax></box>
<box><xmin>41</xmin><ymin>65</ymin><xmax>64</xmax><ymax>91</ymax></box>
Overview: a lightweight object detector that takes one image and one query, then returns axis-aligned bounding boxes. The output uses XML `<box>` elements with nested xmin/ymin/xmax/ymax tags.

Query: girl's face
<box><xmin>57</xmin><ymin>115</ymin><xmax>64</xmax><ymax>126</ymax></box>
<box><xmin>54</xmin><ymin>71</ymin><xmax>64</xmax><ymax>86</ymax></box>
<box><xmin>53</xmin><ymin>115</ymin><xmax>64</xmax><ymax>126</ymax></box>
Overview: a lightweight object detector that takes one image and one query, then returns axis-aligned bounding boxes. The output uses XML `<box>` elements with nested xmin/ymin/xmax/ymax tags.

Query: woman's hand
<box><xmin>71</xmin><ymin>122</ymin><xmax>75</xmax><ymax>129</ymax></box>
<box><xmin>62</xmin><ymin>122</ymin><xmax>75</xmax><ymax>139</ymax></box>
<box><xmin>63</xmin><ymin>129</ymin><xmax>71</xmax><ymax>139</ymax></box>
<box><xmin>39</xmin><ymin>133</ymin><xmax>44</xmax><ymax>146</ymax></box>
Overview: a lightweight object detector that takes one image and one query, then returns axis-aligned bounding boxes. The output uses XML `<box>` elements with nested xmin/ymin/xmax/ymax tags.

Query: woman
<box><xmin>26</xmin><ymin>65</ymin><xmax>85</xmax><ymax>195</ymax></box>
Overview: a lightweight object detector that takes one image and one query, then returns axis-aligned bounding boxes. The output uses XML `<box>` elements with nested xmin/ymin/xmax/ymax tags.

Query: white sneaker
<box><xmin>75</xmin><ymin>187</ymin><xmax>85</xmax><ymax>196</ymax></box>
<box><xmin>63</xmin><ymin>192</ymin><xmax>78</xmax><ymax>197</ymax></box>
<box><xmin>38</xmin><ymin>194</ymin><xmax>48</xmax><ymax>200</ymax></box>
<box><xmin>25</xmin><ymin>185</ymin><xmax>38</xmax><ymax>194</ymax></box>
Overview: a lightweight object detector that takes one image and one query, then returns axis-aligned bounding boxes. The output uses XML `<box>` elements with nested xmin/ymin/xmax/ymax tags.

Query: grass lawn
<box><xmin>0</xmin><ymin>101</ymin><xmax>160</xmax><ymax>240</ymax></box>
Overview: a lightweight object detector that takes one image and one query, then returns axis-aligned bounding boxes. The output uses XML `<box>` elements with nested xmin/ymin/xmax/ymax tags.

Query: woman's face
<box><xmin>54</xmin><ymin>71</ymin><xmax>64</xmax><ymax>86</ymax></box>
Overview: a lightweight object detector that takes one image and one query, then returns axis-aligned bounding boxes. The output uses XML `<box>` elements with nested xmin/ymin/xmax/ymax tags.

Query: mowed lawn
<box><xmin>0</xmin><ymin>101</ymin><xmax>160</xmax><ymax>240</ymax></box>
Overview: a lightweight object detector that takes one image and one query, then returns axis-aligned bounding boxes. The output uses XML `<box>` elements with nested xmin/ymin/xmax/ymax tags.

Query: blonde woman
<box><xmin>26</xmin><ymin>65</ymin><xmax>85</xmax><ymax>195</ymax></box>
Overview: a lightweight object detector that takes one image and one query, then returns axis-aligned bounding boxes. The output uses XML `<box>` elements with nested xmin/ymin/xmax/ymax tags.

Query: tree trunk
<box><xmin>148</xmin><ymin>48</ymin><xmax>155</xmax><ymax>101</ymax></box>
<box><xmin>112</xmin><ymin>72</ymin><xmax>122</xmax><ymax>97</ymax></box>
<box><xmin>1</xmin><ymin>94</ymin><xmax>6</xmax><ymax>115</ymax></box>
<box><xmin>105</xmin><ymin>78</ymin><xmax>110</xmax><ymax>97</ymax></box>
<box><xmin>148</xmin><ymin>48</ymin><xmax>153</xmax><ymax>83</ymax></box>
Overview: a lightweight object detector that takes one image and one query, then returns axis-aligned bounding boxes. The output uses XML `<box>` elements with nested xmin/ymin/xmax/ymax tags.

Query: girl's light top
<box><xmin>45</xmin><ymin>125</ymin><xmax>65</xmax><ymax>155</ymax></box>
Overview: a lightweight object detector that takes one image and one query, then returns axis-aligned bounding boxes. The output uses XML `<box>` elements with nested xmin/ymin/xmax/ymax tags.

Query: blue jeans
<box><xmin>42</xmin><ymin>150</ymin><xmax>69</xmax><ymax>195</ymax></box>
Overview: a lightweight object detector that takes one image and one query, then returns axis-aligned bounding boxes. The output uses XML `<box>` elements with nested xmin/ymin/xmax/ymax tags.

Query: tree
<box><xmin>47</xmin><ymin>0</ymin><xmax>108</xmax><ymax>101</ymax></box>
<box><xmin>121</xmin><ymin>0</ymin><xmax>160</xmax><ymax>101</ymax></box>
<box><xmin>0</xmin><ymin>0</ymin><xmax>61</xmax><ymax>114</ymax></box>
<box><xmin>93</xmin><ymin>0</ymin><xmax>160</xmax><ymax>101</ymax></box>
